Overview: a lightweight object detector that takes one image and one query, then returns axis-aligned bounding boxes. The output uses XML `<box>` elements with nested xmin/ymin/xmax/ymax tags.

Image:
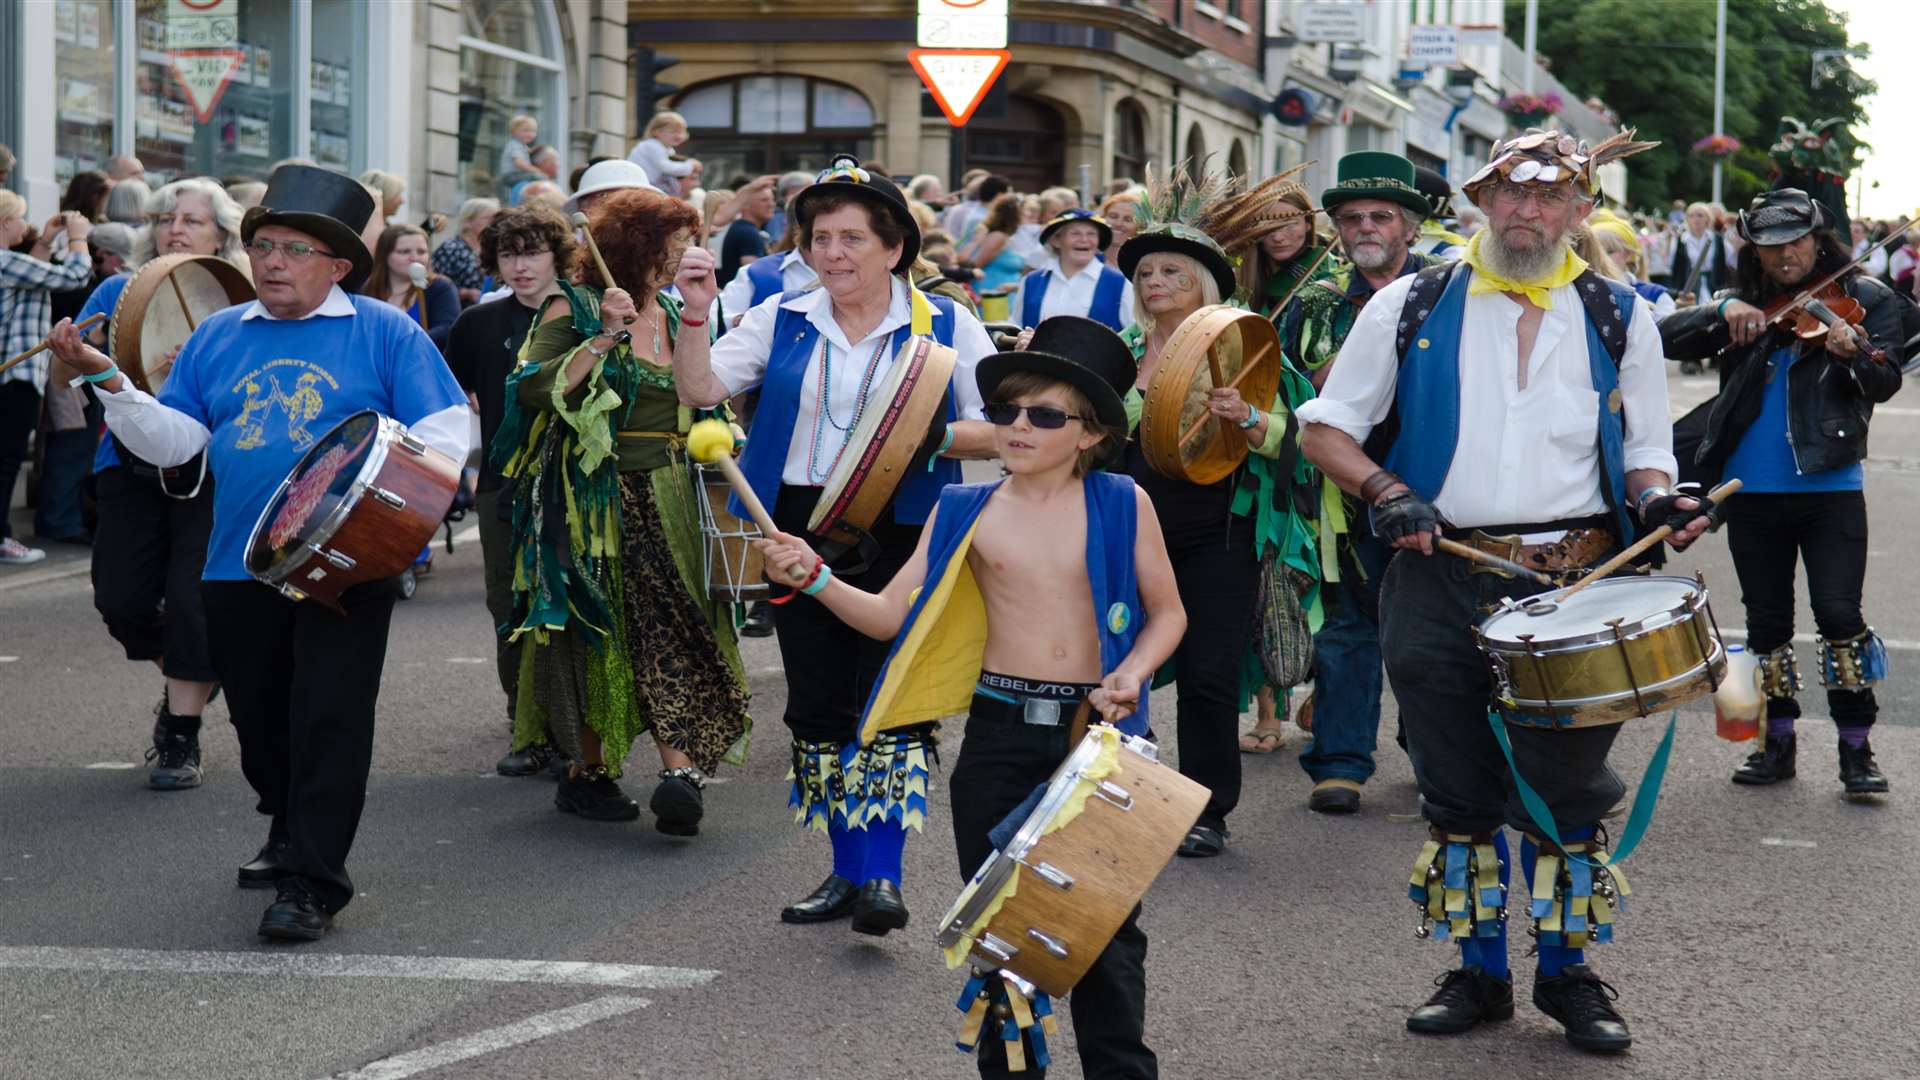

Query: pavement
<box><xmin>4</xmin><ymin>371</ymin><xmax>1920</xmax><ymax>1078</ymax></box>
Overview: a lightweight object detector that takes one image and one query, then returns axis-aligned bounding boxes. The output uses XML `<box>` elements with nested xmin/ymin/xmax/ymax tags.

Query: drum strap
<box><xmin>1484</xmin><ymin>708</ymin><xmax>1676</xmax><ymax>871</ymax></box>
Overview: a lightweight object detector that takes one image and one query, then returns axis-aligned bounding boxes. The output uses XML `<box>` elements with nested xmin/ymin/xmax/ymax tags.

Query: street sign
<box><xmin>910</xmin><ymin>49</ymin><xmax>1010</xmax><ymax>126</ymax></box>
<box><xmin>917</xmin><ymin>0</ymin><xmax>1008</xmax><ymax>50</ymax></box>
<box><xmin>165</xmin><ymin>0</ymin><xmax>242</xmax><ymax>123</ymax></box>
<box><xmin>1295</xmin><ymin>2</ymin><xmax>1366</xmax><ymax>44</ymax></box>
<box><xmin>1407</xmin><ymin>24</ymin><xmax>1460</xmax><ymax>66</ymax></box>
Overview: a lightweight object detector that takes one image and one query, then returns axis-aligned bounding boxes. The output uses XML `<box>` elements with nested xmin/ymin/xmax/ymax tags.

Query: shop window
<box><xmin>1228</xmin><ymin>139</ymin><xmax>1248</xmax><ymax>182</ymax></box>
<box><xmin>669</xmin><ymin>77</ymin><xmax>875</xmax><ymax>181</ymax></box>
<box><xmin>133</xmin><ymin>0</ymin><xmax>295</xmax><ymax>186</ymax></box>
<box><xmin>1112</xmin><ymin>98</ymin><xmax>1148</xmax><ymax>184</ymax></box>
<box><xmin>309</xmin><ymin>0</ymin><xmax>365</xmax><ymax>174</ymax></box>
<box><xmin>459</xmin><ymin>0</ymin><xmax>565</xmax><ymax>201</ymax></box>
<box><xmin>54</xmin><ymin>0</ymin><xmax>115</xmax><ymax>185</ymax></box>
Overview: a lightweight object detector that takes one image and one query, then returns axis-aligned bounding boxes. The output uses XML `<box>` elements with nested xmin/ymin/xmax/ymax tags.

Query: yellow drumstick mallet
<box><xmin>688</xmin><ymin>419</ymin><xmax>809</xmax><ymax>584</ymax></box>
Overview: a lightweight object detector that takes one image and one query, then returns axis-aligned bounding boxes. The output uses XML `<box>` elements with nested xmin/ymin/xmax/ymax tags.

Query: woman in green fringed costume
<box><xmin>494</xmin><ymin>187</ymin><xmax>751</xmax><ymax>836</ymax></box>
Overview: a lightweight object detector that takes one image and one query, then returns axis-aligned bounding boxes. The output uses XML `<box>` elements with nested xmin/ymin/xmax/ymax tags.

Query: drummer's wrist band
<box><xmin>1238</xmin><ymin>406</ymin><xmax>1262</xmax><ymax>430</ymax></box>
<box><xmin>81</xmin><ymin>366</ymin><xmax>121</xmax><ymax>385</ymax></box>
<box><xmin>1634</xmin><ymin>486</ymin><xmax>1670</xmax><ymax>521</ymax></box>
<box><xmin>1358</xmin><ymin>469</ymin><xmax>1403</xmax><ymax>505</ymax></box>
<box><xmin>680</xmin><ymin>315</ymin><xmax>707</xmax><ymax>327</ymax></box>
<box><xmin>800</xmin><ymin>561</ymin><xmax>833</xmax><ymax>596</ymax></box>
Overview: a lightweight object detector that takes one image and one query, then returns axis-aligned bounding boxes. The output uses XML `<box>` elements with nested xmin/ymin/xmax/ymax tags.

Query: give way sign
<box><xmin>909</xmin><ymin>49</ymin><xmax>1011</xmax><ymax>127</ymax></box>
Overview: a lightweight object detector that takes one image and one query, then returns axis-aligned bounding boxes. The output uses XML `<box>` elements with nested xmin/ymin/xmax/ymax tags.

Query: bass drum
<box><xmin>110</xmin><ymin>253</ymin><xmax>255</xmax><ymax>395</ymax></box>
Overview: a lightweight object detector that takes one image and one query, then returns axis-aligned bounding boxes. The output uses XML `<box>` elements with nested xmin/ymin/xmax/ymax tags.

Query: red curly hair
<box><xmin>571</xmin><ymin>188</ymin><xmax>701</xmax><ymax>293</ymax></box>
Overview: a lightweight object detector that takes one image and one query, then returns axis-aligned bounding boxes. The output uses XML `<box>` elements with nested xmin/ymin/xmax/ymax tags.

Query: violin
<box><xmin>1762</xmin><ymin>280</ymin><xmax>1888</xmax><ymax>364</ymax></box>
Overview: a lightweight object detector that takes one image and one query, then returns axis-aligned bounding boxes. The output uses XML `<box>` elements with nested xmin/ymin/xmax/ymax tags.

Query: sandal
<box><xmin>1239</xmin><ymin>726</ymin><xmax>1286</xmax><ymax>754</ymax></box>
<box><xmin>1176</xmin><ymin>822</ymin><xmax>1228</xmax><ymax>858</ymax></box>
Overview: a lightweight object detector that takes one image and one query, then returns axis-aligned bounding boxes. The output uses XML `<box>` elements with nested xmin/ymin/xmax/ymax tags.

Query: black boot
<box><xmin>650</xmin><ymin>767</ymin><xmax>706</xmax><ymax>836</ymax></box>
<box><xmin>1405</xmin><ymin>965</ymin><xmax>1514</xmax><ymax>1035</ymax></box>
<box><xmin>1533</xmin><ymin>963</ymin><xmax>1631</xmax><ymax>1052</ymax></box>
<box><xmin>1732</xmin><ymin>734</ymin><xmax>1795</xmax><ymax>785</ymax></box>
<box><xmin>1839</xmin><ymin>740</ymin><xmax>1889</xmax><ymax>794</ymax></box>
<box><xmin>495</xmin><ymin>743</ymin><xmax>554</xmax><ymax>777</ymax></box>
<box><xmin>554</xmin><ymin>764</ymin><xmax>641</xmax><ymax>821</ymax></box>
<box><xmin>849</xmin><ymin>878</ymin><xmax>909</xmax><ymax>937</ymax></box>
<box><xmin>740</xmin><ymin>601</ymin><xmax>774</xmax><ymax>638</ymax></box>
<box><xmin>146</xmin><ymin>702</ymin><xmax>204</xmax><ymax>791</ymax></box>
<box><xmin>258</xmin><ymin>878</ymin><xmax>332</xmax><ymax>943</ymax></box>
<box><xmin>780</xmin><ymin>875</ymin><xmax>858</xmax><ymax>923</ymax></box>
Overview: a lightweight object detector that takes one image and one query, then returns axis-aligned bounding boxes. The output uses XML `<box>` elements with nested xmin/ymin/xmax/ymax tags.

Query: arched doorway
<box><xmin>1112</xmin><ymin>98</ymin><xmax>1149</xmax><ymax>186</ymax></box>
<box><xmin>1228</xmin><ymin>138</ymin><xmax>1248</xmax><ymax>182</ymax></box>
<box><xmin>960</xmin><ymin>95</ymin><xmax>1066</xmax><ymax>194</ymax></box>
<box><xmin>1185</xmin><ymin>123</ymin><xmax>1207</xmax><ymax>167</ymax></box>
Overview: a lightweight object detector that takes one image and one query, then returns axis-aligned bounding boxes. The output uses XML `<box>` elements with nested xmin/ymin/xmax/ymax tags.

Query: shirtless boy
<box><xmin>758</xmin><ymin>316</ymin><xmax>1184</xmax><ymax>1078</ymax></box>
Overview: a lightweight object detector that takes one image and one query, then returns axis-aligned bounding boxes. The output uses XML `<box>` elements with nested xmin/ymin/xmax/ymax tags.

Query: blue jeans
<box><xmin>1300</xmin><ymin>535</ymin><xmax>1388</xmax><ymax>784</ymax></box>
<box><xmin>33</xmin><ymin>427</ymin><xmax>94</xmax><ymax>540</ymax></box>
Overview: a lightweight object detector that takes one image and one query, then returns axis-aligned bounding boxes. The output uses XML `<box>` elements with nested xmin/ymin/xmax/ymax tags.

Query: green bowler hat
<box><xmin>1321</xmin><ymin>151</ymin><xmax>1430</xmax><ymax>216</ymax></box>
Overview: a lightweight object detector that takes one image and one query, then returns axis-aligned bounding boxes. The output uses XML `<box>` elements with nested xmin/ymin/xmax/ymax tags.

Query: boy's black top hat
<box><xmin>241</xmin><ymin>164</ymin><xmax>377</xmax><ymax>291</ymax></box>
<box><xmin>976</xmin><ymin>315</ymin><xmax>1136</xmax><ymax>430</ymax></box>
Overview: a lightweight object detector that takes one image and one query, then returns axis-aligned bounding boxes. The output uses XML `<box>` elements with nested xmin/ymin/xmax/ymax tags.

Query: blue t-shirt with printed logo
<box><xmin>77</xmin><ymin>272</ymin><xmax>132</xmax><ymax>472</ymax></box>
<box><xmin>154</xmin><ymin>292</ymin><xmax>465</xmax><ymax>581</ymax></box>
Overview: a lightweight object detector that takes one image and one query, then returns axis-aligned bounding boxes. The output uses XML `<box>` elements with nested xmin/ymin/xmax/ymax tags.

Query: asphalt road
<box><xmin>3</xmin><ymin>372</ymin><xmax>1919</xmax><ymax>1079</ymax></box>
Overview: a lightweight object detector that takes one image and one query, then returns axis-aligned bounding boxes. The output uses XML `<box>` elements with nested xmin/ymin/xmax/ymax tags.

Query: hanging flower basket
<box><xmin>1498</xmin><ymin>91</ymin><xmax>1563</xmax><ymax>130</ymax></box>
<box><xmin>1693</xmin><ymin>133</ymin><xmax>1743</xmax><ymax>159</ymax></box>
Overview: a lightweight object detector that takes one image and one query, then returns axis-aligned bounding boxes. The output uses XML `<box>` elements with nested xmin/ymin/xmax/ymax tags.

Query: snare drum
<box><xmin>937</xmin><ymin>725</ymin><xmax>1208</xmax><ymax>996</ymax></box>
<box><xmin>1475</xmin><ymin>573</ymin><xmax>1728</xmax><ymax>728</ymax></box>
<box><xmin>694</xmin><ymin>462</ymin><xmax>767</xmax><ymax>603</ymax></box>
<box><xmin>244</xmin><ymin>411</ymin><xmax>460</xmax><ymax>612</ymax></box>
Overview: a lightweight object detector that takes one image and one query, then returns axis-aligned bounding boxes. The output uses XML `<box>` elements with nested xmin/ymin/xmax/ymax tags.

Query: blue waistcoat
<box><xmin>1383</xmin><ymin>265</ymin><xmax>1638</xmax><ymax>541</ymax></box>
<box><xmin>732</xmin><ymin>289</ymin><xmax>963</xmax><ymax>525</ymax></box>
<box><xmin>746</xmin><ymin>254</ymin><xmax>786</xmax><ymax>308</ymax></box>
<box><xmin>859</xmin><ymin>471</ymin><xmax>1150</xmax><ymax>741</ymax></box>
<box><xmin>1020</xmin><ymin>264</ymin><xmax>1129</xmax><ymax>331</ymax></box>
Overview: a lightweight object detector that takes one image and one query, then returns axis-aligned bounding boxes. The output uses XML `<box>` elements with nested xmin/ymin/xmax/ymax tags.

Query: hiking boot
<box><xmin>1732</xmin><ymin>734</ymin><xmax>1795</xmax><ymax>785</ymax></box>
<box><xmin>1838</xmin><ymin>740</ymin><xmax>1889</xmax><ymax>795</ymax></box>
<box><xmin>1406</xmin><ymin>964</ymin><xmax>1514</xmax><ymax>1034</ymax></box>
<box><xmin>555</xmin><ymin>765</ymin><xmax>640</xmax><ymax>821</ymax></box>
<box><xmin>1533</xmin><ymin>963</ymin><xmax>1631</xmax><ymax>1052</ymax></box>
<box><xmin>495</xmin><ymin>743</ymin><xmax>555</xmax><ymax>777</ymax></box>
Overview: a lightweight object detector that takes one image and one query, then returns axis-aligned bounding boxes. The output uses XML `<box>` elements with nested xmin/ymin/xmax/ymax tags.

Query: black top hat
<box><xmin>976</xmin><ymin>315</ymin><xmax>1135</xmax><ymax>431</ymax></box>
<box><xmin>241</xmin><ymin>164</ymin><xmax>376</xmax><ymax>291</ymax></box>
<box><xmin>1738</xmin><ymin>187</ymin><xmax>1830</xmax><ymax>246</ymax></box>
<box><xmin>1039</xmin><ymin>209</ymin><xmax>1113</xmax><ymax>252</ymax></box>
<box><xmin>789</xmin><ymin>154</ymin><xmax>920</xmax><ymax>273</ymax></box>
<box><xmin>1412</xmin><ymin>165</ymin><xmax>1453</xmax><ymax>220</ymax></box>
<box><xmin>1117</xmin><ymin>224</ymin><xmax>1238</xmax><ymax>301</ymax></box>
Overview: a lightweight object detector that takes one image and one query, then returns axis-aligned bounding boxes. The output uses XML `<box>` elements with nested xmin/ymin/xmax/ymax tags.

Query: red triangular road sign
<box><xmin>167</xmin><ymin>50</ymin><xmax>246</xmax><ymax>123</ymax></box>
<box><xmin>909</xmin><ymin>49</ymin><xmax>1010</xmax><ymax>127</ymax></box>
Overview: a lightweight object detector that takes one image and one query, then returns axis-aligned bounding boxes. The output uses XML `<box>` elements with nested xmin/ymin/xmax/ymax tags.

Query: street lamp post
<box><xmin>1711</xmin><ymin>0</ymin><xmax>1727</xmax><ymax>205</ymax></box>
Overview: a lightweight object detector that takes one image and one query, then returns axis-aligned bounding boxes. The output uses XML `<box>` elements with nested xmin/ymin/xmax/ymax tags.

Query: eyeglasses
<box><xmin>248</xmin><ymin>237</ymin><xmax>337</xmax><ymax>261</ymax></box>
<box><xmin>1490</xmin><ymin>182</ymin><xmax>1572</xmax><ymax>208</ymax></box>
<box><xmin>984</xmin><ymin>402</ymin><xmax>1087</xmax><ymax>429</ymax></box>
<box><xmin>1334</xmin><ymin>209</ymin><xmax>1402</xmax><ymax>229</ymax></box>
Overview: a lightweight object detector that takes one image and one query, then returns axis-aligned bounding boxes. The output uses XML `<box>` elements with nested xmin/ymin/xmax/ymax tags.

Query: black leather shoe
<box><xmin>1732</xmin><ymin>734</ymin><xmax>1796</xmax><ymax>785</ymax></box>
<box><xmin>495</xmin><ymin>744</ymin><xmax>554</xmax><ymax>777</ymax></box>
<box><xmin>650</xmin><ymin>769</ymin><xmax>706</xmax><ymax>837</ymax></box>
<box><xmin>554</xmin><ymin>766</ymin><xmax>640</xmax><ymax>821</ymax></box>
<box><xmin>1406</xmin><ymin>965</ymin><xmax>1514</xmax><ymax>1034</ymax></box>
<box><xmin>258</xmin><ymin>879</ymin><xmax>332</xmax><ymax>943</ymax></box>
<box><xmin>781</xmin><ymin>875</ymin><xmax>859</xmax><ymax>924</ymax></box>
<box><xmin>1839</xmin><ymin>740</ymin><xmax>1889</xmax><ymax>794</ymax></box>
<box><xmin>237</xmin><ymin>839</ymin><xmax>289</xmax><ymax>890</ymax></box>
<box><xmin>850</xmin><ymin>878</ymin><xmax>909</xmax><ymax>937</ymax></box>
<box><xmin>1533</xmin><ymin>963</ymin><xmax>1631</xmax><ymax>1052</ymax></box>
<box><xmin>740</xmin><ymin>601</ymin><xmax>775</xmax><ymax>638</ymax></box>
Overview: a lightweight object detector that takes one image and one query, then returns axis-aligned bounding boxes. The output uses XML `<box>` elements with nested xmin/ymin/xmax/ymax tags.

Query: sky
<box><xmin>1831</xmin><ymin>0</ymin><xmax>1919</xmax><ymax>220</ymax></box>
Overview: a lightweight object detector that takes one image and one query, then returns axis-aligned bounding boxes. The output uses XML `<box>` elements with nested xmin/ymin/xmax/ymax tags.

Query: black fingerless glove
<box><xmin>1638</xmin><ymin>485</ymin><xmax>1721</xmax><ymax>533</ymax></box>
<box><xmin>1372</xmin><ymin>489</ymin><xmax>1441</xmax><ymax>543</ymax></box>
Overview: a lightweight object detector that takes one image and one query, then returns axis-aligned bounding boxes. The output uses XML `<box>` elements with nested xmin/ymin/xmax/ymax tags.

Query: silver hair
<box><xmin>1127</xmin><ymin>251</ymin><xmax>1222</xmax><ymax>330</ymax></box>
<box><xmin>132</xmin><ymin>178</ymin><xmax>248</xmax><ymax>266</ymax></box>
<box><xmin>105</xmin><ymin>179</ymin><xmax>152</xmax><ymax>226</ymax></box>
<box><xmin>454</xmin><ymin>196</ymin><xmax>501</xmax><ymax>235</ymax></box>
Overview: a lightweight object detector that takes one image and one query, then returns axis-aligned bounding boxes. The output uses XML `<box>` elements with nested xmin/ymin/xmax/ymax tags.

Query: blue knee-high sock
<box><xmin>860</xmin><ymin>817</ymin><xmax>908</xmax><ymax>885</ymax></box>
<box><xmin>1457</xmin><ymin>830</ymin><xmax>1510</xmax><ymax>980</ymax></box>
<box><xmin>829</xmin><ymin>818</ymin><xmax>866</xmax><ymax>883</ymax></box>
<box><xmin>1523</xmin><ymin>825</ymin><xmax>1596</xmax><ymax>978</ymax></box>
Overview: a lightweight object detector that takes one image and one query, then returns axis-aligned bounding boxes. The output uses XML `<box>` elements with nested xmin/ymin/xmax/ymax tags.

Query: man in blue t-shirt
<box><xmin>716</xmin><ymin>179</ymin><xmax>774</xmax><ymax>288</ymax></box>
<box><xmin>49</xmin><ymin>166</ymin><xmax>471</xmax><ymax>945</ymax></box>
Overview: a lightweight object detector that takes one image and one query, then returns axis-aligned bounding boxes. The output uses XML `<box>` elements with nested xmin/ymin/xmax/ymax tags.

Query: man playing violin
<box><xmin>1661</xmin><ymin>187</ymin><xmax>1904</xmax><ymax>796</ymax></box>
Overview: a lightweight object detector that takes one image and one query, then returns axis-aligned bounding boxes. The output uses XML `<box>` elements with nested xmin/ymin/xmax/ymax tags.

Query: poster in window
<box><xmin>310</xmin><ymin>60</ymin><xmax>335</xmax><ymax>104</ymax></box>
<box><xmin>236</xmin><ymin>114</ymin><xmax>271</xmax><ymax>159</ymax></box>
<box><xmin>77</xmin><ymin>2</ymin><xmax>102</xmax><ymax>49</ymax></box>
<box><xmin>314</xmin><ymin>131</ymin><xmax>348</xmax><ymax>170</ymax></box>
<box><xmin>56</xmin><ymin>2</ymin><xmax>78</xmax><ymax>44</ymax></box>
<box><xmin>253</xmin><ymin>42</ymin><xmax>272</xmax><ymax>85</ymax></box>
<box><xmin>330</xmin><ymin>65</ymin><xmax>350</xmax><ymax>108</ymax></box>
<box><xmin>138</xmin><ymin>15</ymin><xmax>164</xmax><ymax>55</ymax></box>
<box><xmin>232</xmin><ymin>42</ymin><xmax>252</xmax><ymax>86</ymax></box>
<box><xmin>60</xmin><ymin>79</ymin><xmax>103</xmax><ymax>124</ymax></box>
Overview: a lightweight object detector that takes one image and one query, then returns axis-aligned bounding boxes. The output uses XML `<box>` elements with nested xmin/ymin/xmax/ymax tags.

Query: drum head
<box><xmin>246</xmin><ymin>412</ymin><xmax>381</xmax><ymax>575</ymax></box>
<box><xmin>1481</xmin><ymin>576</ymin><xmax>1701</xmax><ymax>643</ymax></box>
<box><xmin>110</xmin><ymin>254</ymin><xmax>255</xmax><ymax>396</ymax></box>
<box><xmin>1140</xmin><ymin>306</ymin><xmax>1282</xmax><ymax>485</ymax></box>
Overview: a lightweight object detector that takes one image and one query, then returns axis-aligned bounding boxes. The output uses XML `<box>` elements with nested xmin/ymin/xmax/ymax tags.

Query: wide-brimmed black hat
<box><xmin>1412</xmin><ymin>165</ymin><xmax>1454</xmax><ymax>220</ymax></box>
<box><xmin>789</xmin><ymin>154</ymin><xmax>919</xmax><ymax>272</ymax></box>
<box><xmin>1738</xmin><ymin>187</ymin><xmax>1830</xmax><ymax>246</ymax></box>
<box><xmin>1117</xmin><ymin>223</ymin><xmax>1238</xmax><ymax>300</ymax></box>
<box><xmin>241</xmin><ymin>164</ymin><xmax>375</xmax><ymax>290</ymax></box>
<box><xmin>976</xmin><ymin>315</ymin><xmax>1134</xmax><ymax>431</ymax></box>
<box><xmin>1039</xmin><ymin>208</ymin><xmax>1112</xmax><ymax>251</ymax></box>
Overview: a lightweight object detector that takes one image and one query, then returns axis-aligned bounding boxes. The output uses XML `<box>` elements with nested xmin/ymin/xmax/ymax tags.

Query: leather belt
<box><xmin>1447</xmin><ymin>526</ymin><xmax>1613</xmax><ymax>576</ymax></box>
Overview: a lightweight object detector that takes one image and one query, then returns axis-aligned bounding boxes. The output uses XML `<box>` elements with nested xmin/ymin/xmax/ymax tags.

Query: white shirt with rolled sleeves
<box><xmin>1295</xmin><ymin>273</ymin><xmax>1678</xmax><ymax>535</ymax></box>
<box><xmin>1009</xmin><ymin>256</ymin><xmax>1136</xmax><ymax>328</ymax></box>
<box><xmin>707</xmin><ymin>275</ymin><xmax>992</xmax><ymax>486</ymax></box>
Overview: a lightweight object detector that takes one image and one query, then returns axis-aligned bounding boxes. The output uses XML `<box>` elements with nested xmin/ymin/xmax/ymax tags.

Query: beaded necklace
<box><xmin>805</xmin><ymin>332</ymin><xmax>892</xmax><ymax>484</ymax></box>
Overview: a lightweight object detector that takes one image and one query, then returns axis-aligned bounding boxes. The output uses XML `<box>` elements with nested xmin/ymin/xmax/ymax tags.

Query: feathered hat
<box><xmin>1460</xmin><ymin>127</ymin><xmax>1659</xmax><ymax>202</ymax></box>
<box><xmin>1195</xmin><ymin>160</ymin><xmax>1319</xmax><ymax>257</ymax></box>
<box><xmin>1115</xmin><ymin>158</ymin><xmax>1241</xmax><ymax>299</ymax></box>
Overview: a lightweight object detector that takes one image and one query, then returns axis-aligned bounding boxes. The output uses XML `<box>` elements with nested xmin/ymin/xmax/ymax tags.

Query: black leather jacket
<box><xmin>1659</xmin><ymin>273</ymin><xmax>1904</xmax><ymax>476</ymax></box>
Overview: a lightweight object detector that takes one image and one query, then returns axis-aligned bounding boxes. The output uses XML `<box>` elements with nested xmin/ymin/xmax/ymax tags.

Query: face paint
<box><xmin>1172</xmin><ymin>272</ymin><xmax>1196</xmax><ymax>293</ymax></box>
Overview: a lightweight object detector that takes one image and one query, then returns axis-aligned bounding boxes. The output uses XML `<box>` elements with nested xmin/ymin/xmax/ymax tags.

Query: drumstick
<box><xmin>166</xmin><ymin>272</ymin><xmax>198</xmax><ymax>333</ymax></box>
<box><xmin>1552</xmin><ymin>479</ymin><xmax>1744</xmax><ymax>603</ymax></box>
<box><xmin>571</xmin><ymin>212</ymin><xmax>617</xmax><ymax>291</ymax></box>
<box><xmin>1178</xmin><ymin>340</ymin><xmax>1276</xmax><ymax>449</ymax></box>
<box><xmin>1434</xmin><ymin>537</ymin><xmax>1557</xmax><ymax>586</ymax></box>
<box><xmin>0</xmin><ymin>312</ymin><xmax>107</xmax><ymax>376</ymax></box>
<box><xmin>686</xmin><ymin>419</ymin><xmax>809</xmax><ymax>585</ymax></box>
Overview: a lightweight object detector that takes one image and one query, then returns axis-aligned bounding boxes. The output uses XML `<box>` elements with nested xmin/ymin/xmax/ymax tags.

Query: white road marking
<box><xmin>329</xmin><ymin>995</ymin><xmax>650</xmax><ymax>1080</ymax></box>
<box><xmin>444</xmin><ymin>657</ymin><xmax>487</xmax><ymax>664</ymax></box>
<box><xmin>0</xmin><ymin>947</ymin><xmax>718</xmax><ymax>990</ymax></box>
<box><xmin>0</xmin><ymin>655</ymin><xmax>17</xmax><ymax>661</ymax></box>
<box><xmin>1761</xmin><ymin>837</ymin><xmax>1818</xmax><ymax>849</ymax></box>
<box><xmin>84</xmin><ymin>762</ymin><xmax>138</xmax><ymax>770</ymax></box>
<box><xmin>1720</xmin><ymin>627</ymin><xmax>1920</xmax><ymax>651</ymax></box>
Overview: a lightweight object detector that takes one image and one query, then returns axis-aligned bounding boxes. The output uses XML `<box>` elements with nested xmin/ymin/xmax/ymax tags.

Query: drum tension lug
<box><xmin>1026</xmin><ymin>928</ymin><xmax>1070</xmax><ymax>960</ymax></box>
<box><xmin>1028</xmin><ymin>861</ymin><xmax>1075</xmax><ymax>892</ymax></box>
<box><xmin>976</xmin><ymin>933</ymin><xmax>1019</xmax><ymax>963</ymax></box>
<box><xmin>397</xmin><ymin>432</ymin><xmax>428</xmax><ymax>456</ymax></box>
<box><xmin>1092</xmin><ymin>780</ymin><xmax>1133</xmax><ymax>811</ymax></box>
<box><xmin>1605</xmin><ymin>617</ymin><xmax>1650</xmax><ymax>718</ymax></box>
<box><xmin>369</xmin><ymin>486</ymin><xmax>407</xmax><ymax>511</ymax></box>
<box><xmin>307</xmin><ymin>543</ymin><xmax>356</xmax><ymax>572</ymax></box>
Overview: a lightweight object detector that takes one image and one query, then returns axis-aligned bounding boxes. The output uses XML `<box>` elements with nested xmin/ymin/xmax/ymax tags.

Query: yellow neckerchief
<box><xmin>1462</xmin><ymin>229</ymin><xmax>1588</xmax><ymax>310</ymax></box>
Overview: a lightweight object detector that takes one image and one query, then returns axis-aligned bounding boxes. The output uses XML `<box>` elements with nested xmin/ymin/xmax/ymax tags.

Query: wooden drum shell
<box><xmin>806</xmin><ymin>335</ymin><xmax>956</xmax><ymax>545</ymax></box>
<box><xmin>1139</xmin><ymin>305</ymin><xmax>1282</xmax><ymax>486</ymax></box>
<box><xmin>110</xmin><ymin>253</ymin><xmax>255</xmax><ymax>395</ymax></box>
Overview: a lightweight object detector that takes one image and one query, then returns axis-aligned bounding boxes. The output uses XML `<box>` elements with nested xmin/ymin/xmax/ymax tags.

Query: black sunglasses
<box><xmin>984</xmin><ymin>402</ymin><xmax>1087</xmax><ymax>429</ymax></box>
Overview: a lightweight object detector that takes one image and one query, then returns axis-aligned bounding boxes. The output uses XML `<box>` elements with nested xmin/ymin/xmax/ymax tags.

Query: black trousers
<box><xmin>1162</xmin><ymin>517</ymin><xmax>1259</xmax><ymax>826</ymax></box>
<box><xmin>950</xmin><ymin>699</ymin><xmax>1156</xmax><ymax>1080</ymax></box>
<box><xmin>1722</xmin><ymin>490</ymin><xmax>1876</xmax><ymax>727</ymax></box>
<box><xmin>474</xmin><ymin>486</ymin><xmax>520</xmax><ymax>722</ymax></box>
<box><xmin>91</xmin><ymin>466</ymin><xmax>217</xmax><ymax>683</ymax></box>
<box><xmin>1379</xmin><ymin>551</ymin><xmax>1626</xmax><ymax>835</ymax></box>
<box><xmin>201</xmin><ymin>579</ymin><xmax>397</xmax><ymax>914</ymax></box>
<box><xmin>0</xmin><ymin>381</ymin><xmax>38</xmax><ymax>541</ymax></box>
<box><xmin>767</xmin><ymin>484</ymin><xmax>921</xmax><ymax>745</ymax></box>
